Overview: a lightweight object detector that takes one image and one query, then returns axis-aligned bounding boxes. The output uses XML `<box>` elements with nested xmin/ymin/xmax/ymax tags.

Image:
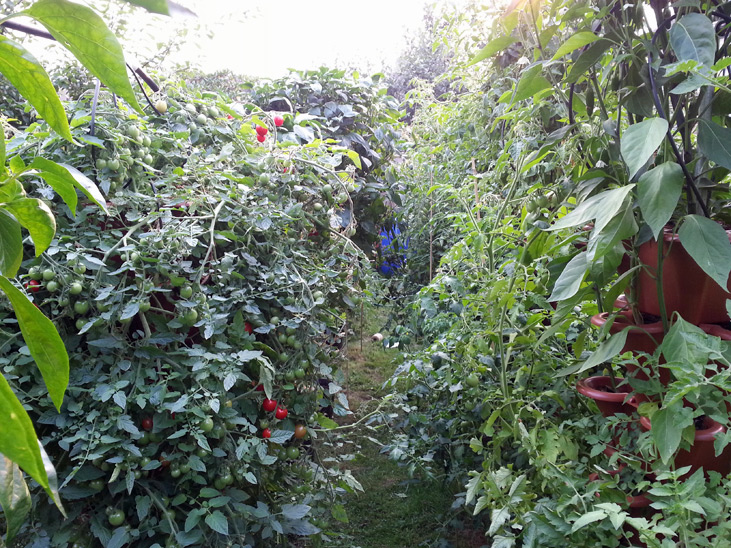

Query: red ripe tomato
<box><xmin>262</xmin><ymin>398</ymin><xmax>277</xmax><ymax>412</ymax></box>
<box><xmin>256</xmin><ymin>134</ymin><xmax>266</xmax><ymax>143</ymax></box>
<box><xmin>274</xmin><ymin>115</ymin><xmax>284</xmax><ymax>127</ymax></box>
<box><xmin>294</xmin><ymin>424</ymin><xmax>307</xmax><ymax>439</ymax></box>
<box><xmin>227</xmin><ymin>114</ymin><xmax>234</xmax><ymax>120</ymax></box>
<box><xmin>141</xmin><ymin>417</ymin><xmax>153</xmax><ymax>431</ymax></box>
<box><xmin>26</xmin><ymin>280</ymin><xmax>41</xmax><ymax>293</ymax></box>
<box><xmin>275</xmin><ymin>406</ymin><xmax>288</xmax><ymax>420</ymax></box>
<box><xmin>256</xmin><ymin>125</ymin><xmax>268</xmax><ymax>136</ymax></box>
<box><xmin>244</xmin><ymin>321</ymin><xmax>253</xmax><ymax>334</ymax></box>
<box><xmin>262</xmin><ymin>428</ymin><xmax>272</xmax><ymax>439</ymax></box>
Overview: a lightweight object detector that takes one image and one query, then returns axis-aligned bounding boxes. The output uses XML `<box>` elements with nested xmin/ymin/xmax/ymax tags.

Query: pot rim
<box><xmin>577</xmin><ymin>376</ymin><xmax>632</xmax><ymax>402</ymax></box>
<box><xmin>590</xmin><ymin>312</ymin><xmax>665</xmax><ymax>336</ymax></box>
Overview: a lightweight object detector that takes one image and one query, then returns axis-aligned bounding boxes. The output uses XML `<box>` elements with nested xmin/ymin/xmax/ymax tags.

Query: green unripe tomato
<box><xmin>74</xmin><ymin>263</ymin><xmax>87</xmax><ymax>274</ymax></box>
<box><xmin>29</xmin><ymin>266</ymin><xmax>42</xmax><ymax>280</ymax></box>
<box><xmin>46</xmin><ymin>280</ymin><xmax>59</xmax><ymax>292</ymax></box>
<box><xmin>108</xmin><ymin>510</ymin><xmax>125</xmax><ymax>527</ymax></box>
<box><xmin>180</xmin><ymin>285</ymin><xmax>194</xmax><ymax>299</ymax></box>
<box><xmin>200</xmin><ymin>417</ymin><xmax>214</xmax><ymax>433</ymax></box>
<box><xmin>183</xmin><ymin>308</ymin><xmax>198</xmax><ymax>325</ymax></box>
<box><xmin>75</xmin><ymin>318</ymin><xmax>87</xmax><ymax>331</ymax></box>
<box><xmin>196</xmin><ymin>113</ymin><xmax>207</xmax><ymax>125</ymax></box>
<box><xmin>258</xmin><ymin>174</ymin><xmax>270</xmax><ymax>185</ymax></box>
<box><xmin>96</xmin><ymin>158</ymin><xmax>107</xmax><ymax>170</ymax></box>
<box><xmin>139</xmin><ymin>300</ymin><xmax>151</xmax><ymax>313</ymax></box>
<box><xmin>69</xmin><ymin>282</ymin><xmax>83</xmax><ymax>295</ymax></box>
<box><xmin>286</xmin><ymin>447</ymin><xmax>300</xmax><ymax>459</ymax></box>
<box><xmin>285</xmin><ymin>370</ymin><xmax>295</xmax><ymax>382</ymax></box>
<box><xmin>143</xmin><ymin>154</ymin><xmax>154</xmax><ymax>165</ymax></box>
<box><xmin>466</xmin><ymin>373</ymin><xmax>480</xmax><ymax>388</ymax></box>
<box><xmin>74</xmin><ymin>301</ymin><xmax>89</xmax><ymax>315</ymax></box>
<box><xmin>143</xmin><ymin>135</ymin><xmax>152</xmax><ymax>147</ymax></box>
<box><xmin>107</xmin><ymin>159</ymin><xmax>120</xmax><ymax>171</ymax></box>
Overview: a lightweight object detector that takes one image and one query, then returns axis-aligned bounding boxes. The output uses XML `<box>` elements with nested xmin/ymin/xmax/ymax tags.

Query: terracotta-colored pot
<box><xmin>577</xmin><ymin>376</ymin><xmax>635</xmax><ymax>417</ymax></box>
<box><xmin>640</xmin><ymin>415</ymin><xmax>731</xmax><ymax>477</ymax></box>
<box><xmin>590</xmin><ymin>313</ymin><xmax>668</xmax><ymax>385</ymax></box>
<box><xmin>636</xmin><ymin>227</ymin><xmax>731</xmax><ymax>324</ymax></box>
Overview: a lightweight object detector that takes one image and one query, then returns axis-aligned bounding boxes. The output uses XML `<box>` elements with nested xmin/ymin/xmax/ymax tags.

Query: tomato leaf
<box><xmin>204</xmin><ymin>510</ymin><xmax>229</xmax><ymax>535</ymax></box>
<box><xmin>0</xmin><ymin>36</ymin><xmax>72</xmax><ymax>141</ymax></box>
<box><xmin>24</xmin><ymin>0</ymin><xmax>142</xmax><ymax>113</ymax></box>
<box><xmin>0</xmin><ymin>455</ymin><xmax>31</xmax><ymax>542</ymax></box>
<box><xmin>0</xmin><ymin>276</ymin><xmax>69</xmax><ymax>412</ymax></box>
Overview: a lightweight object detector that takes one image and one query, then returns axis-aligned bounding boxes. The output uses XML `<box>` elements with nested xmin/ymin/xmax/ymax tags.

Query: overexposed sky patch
<box><xmin>166</xmin><ymin>0</ymin><xmax>434</xmax><ymax>77</ymax></box>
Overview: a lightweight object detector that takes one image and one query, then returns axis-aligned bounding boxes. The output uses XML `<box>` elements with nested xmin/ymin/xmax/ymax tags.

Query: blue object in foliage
<box><xmin>377</xmin><ymin>225</ymin><xmax>408</xmax><ymax>276</ymax></box>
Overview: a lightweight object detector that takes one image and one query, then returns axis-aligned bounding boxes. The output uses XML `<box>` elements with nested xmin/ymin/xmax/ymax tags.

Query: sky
<box><xmin>164</xmin><ymin>0</ymin><xmax>436</xmax><ymax>78</ymax></box>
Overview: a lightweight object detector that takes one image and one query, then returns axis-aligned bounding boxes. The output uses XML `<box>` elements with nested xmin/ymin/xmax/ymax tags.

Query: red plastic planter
<box><xmin>640</xmin><ymin>415</ymin><xmax>731</xmax><ymax>477</ymax></box>
<box><xmin>636</xmin><ymin>228</ymin><xmax>731</xmax><ymax>324</ymax></box>
<box><xmin>577</xmin><ymin>376</ymin><xmax>635</xmax><ymax>417</ymax></box>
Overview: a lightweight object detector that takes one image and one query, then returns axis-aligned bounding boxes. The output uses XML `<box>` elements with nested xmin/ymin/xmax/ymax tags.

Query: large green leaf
<box><xmin>660</xmin><ymin>317</ymin><xmax>716</xmax><ymax>374</ymax></box>
<box><xmin>669</xmin><ymin>13</ymin><xmax>716</xmax><ymax>68</ymax></box>
<box><xmin>467</xmin><ymin>35</ymin><xmax>516</xmax><ymax>66</ymax></box>
<box><xmin>637</xmin><ymin>162</ymin><xmax>684</xmax><ymax>240</ymax></box>
<box><xmin>550</xmin><ymin>186</ymin><xmax>635</xmax><ymax>232</ymax></box>
<box><xmin>556</xmin><ymin>328</ymin><xmax>628</xmax><ymax>377</ymax></box>
<box><xmin>513</xmin><ymin>72</ymin><xmax>552</xmax><ymax>102</ymax></box>
<box><xmin>0</xmin><ymin>375</ymin><xmax>49</xmax><ymax>492</ymax></box>
<box><xmin>552</xmin><ymin>31</ymin><xmax>600</xmax><ymax>60</ymax></box>
<box><xmin>29</xmin><ymin>158</ymin><xmax>108</xmax><ymax>215</ymax></box>
<box><xmin>621</xmin><ymin>118</ymin><xmax>669</xmax><ymax>180</ymax></box>
<box><xmin>0</xmin><ymin>36</ymin><xmax>72</xmax><ymax>142</ymax></box>
<box><xmin>3</xmin><ymin>199</ymin><xmax>56</xmax><ymax>256</ymax></box>
<box><xmin>588</xmin><ymin>204</ymin><xmax>637</xmax><ymax>261</ymax></box>
<box><xmin>0</xmin><ymin>455</ymin><xmax>31</xmax><ymax>542</ymax></box>
<box><xmin>0</xmin><ymin>210</ymin><xmax>23</xmax><ymax>277</ymax></box>
<box><xmin>120</xmin><ymin>0</ymin><xmax>169</xmax><ymax>14</ymax></box>
<box><xmin>549</xmin><ymin>252</ymin><xmax>588</xmax><ymax>301</ymax></box>
<box><xmin>0</xmin><ymin>277</ymin><xmax>69</xmax><ymax>412</ymax></box>
<box><xmin>678</xmin><ymin>215</ymin><xmax>731</xmax><ymax>291</ymax></box>
<box><xmin>651</xmin><ymin>403</ymin><xmax>693</xmax><ymax>464</ymax></box>
<box><xmin>565</xmin><ymin>39</ymin><xmax>613</xmax><ymax>83</ymax></box>
<box><xmin>24</xmin><ymin>0</ymin><xmax>142</xmax><ymax>113</ymax></box>
<box><xmin>698</xmin><ymin>120</ymin><xmax>731</xmax><ymax>171</ymax></box>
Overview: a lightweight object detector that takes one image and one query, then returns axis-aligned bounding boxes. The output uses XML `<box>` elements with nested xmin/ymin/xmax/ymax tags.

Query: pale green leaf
<box><xmin>467</xmin><ymin>35</ymin><xmax>516</xmax><ymax>66</ymax></box>
<box><xmin>0</xmin><ymin>36</ymin><xmax>72</xmax><ymax>141</ymax></box>
<box><xmin>549</xmin><ymin>252</ymin><xmax>588</xmax><ymax>301</ymax></box>
<box><xmin>678</xmin><ymin>215</ymin><xmax>731</xmax><ymax>291</ymax></box>
<box><xmin>571</xmin><ymin>510</ymin><xmax>607</xmax><ymax>533</ymax></box>
<box><xmin>621</xmin><ymin>118</ymin><xmax>669</xmax><ymax>180</ymax></box>
<box><xmin>651</xmin><ymin>403</ymin><xmax>693</xmax><ymax>464</ymax></box>
<box><xmin>0</xmin><ymin>209</ymin><xmax>23</xmax><ymax>277</ymax></box>
<box><xmin>29</xmin><ymin>158</ymin><xmax>108</xmax><ymax>215</ymax></box>
<box><xmin>0</xmin><ymin>455</ymin><xmax>31</xmax><ymax>542</ymax></box>
<box><xmin>25</xmin><ymin>0</ymin><xmax>142</xmax><ymax>112</ymax></box>
<box><xmin>637</xmin><ymin>162</ymin><xmax>684</xmax><ymax>240</ymax></box>
<box><xmin>669</xmin><ymin>13</ymin><xmax>716</xmax><ymax>68</ymax></box>
<box><xmin>0</xmin><ymin>277</ymin><xmax>69</xmax><ymax>412</ymax></box>
<box><xmin>3</xmin><ymin>198</ymin><xmax>55</xmax><ymax>256</ymax></box>
<box><xmin>698</xmin><ymin>120</ymin><xmax>731</xmax><ymax>171</ymax></box>
<box><xmin>556</xmin><ymin>329</ymin><xmax>628</xmax><ymax>377</ymax></box>
<box><xmin>550</xmin><ymin>186</ymin><xmax>635</xmax><ymax>232</ymax></box>
<box><xmin>552</xmin><ymin>31</ymin><xmax>600</xmax><ymax>60</ymax></box>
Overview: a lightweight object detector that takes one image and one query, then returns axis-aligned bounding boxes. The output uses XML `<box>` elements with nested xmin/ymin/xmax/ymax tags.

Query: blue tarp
<box><xmin>377</xmin><ymin>225</ymin><xmax>408</xmax><ymax>276</ymax></box>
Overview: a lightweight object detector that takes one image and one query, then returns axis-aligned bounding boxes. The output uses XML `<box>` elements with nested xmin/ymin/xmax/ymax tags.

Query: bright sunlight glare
<box><xmin>170</xmin><ymin>0</ymin><xmax>437</xmax><ymax>77</ymax></box>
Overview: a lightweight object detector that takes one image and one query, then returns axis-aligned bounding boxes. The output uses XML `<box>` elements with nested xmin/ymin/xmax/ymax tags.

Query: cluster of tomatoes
<box><xmin>254</xmin><ymin>114</ymin><xmax>284</xmax><ymax>143</ymax></box>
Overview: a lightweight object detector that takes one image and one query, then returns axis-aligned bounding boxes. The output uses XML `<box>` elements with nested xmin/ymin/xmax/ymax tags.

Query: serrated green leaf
<box><xmin>678</xmin><ymin>215</ymin><xmax>731</xmax><ymax>291</ymax></box>
<box><xmin>552</xmin><ymin>31</ymin><xmax>600</xmax><ymax>60</ymax></box>
<box><xmin>205</xmin><ymin>510</ymin><xmax>229</xmax><ymax>535</ymax></box>
<box><xmin>651</xmin><ymin>403</ymin><xmax>693</xmax><ymax>464</ymax></box>
<box><xmin>571</xmin><ymin>510</ymin><xmax>607</xmax><ymax>533</ymax></box>
<box><xmin>25</xmin><ymin>0</ymin><xmax>142</xmax><ymax>113</ymax></box>
<box><xmin>0</xmin><ymin>455</ymin><xmax>31</xmax><ymax>542</ymax></box>
<box><xmin>315</xmin><ymin>413</ymin><xmax>338</xmax><ymax>430</ymax></box>
<box><xmin>637</xmin><ymin>162</ymin><xmax>684</xmax><ymax>240</ymax></box>
<box><xmin>3</xmin><ymin>198</ymin><xmax>55</xmax><ymax>256</ymax></box>
<box><xmin>0</xmin><ymin>36</ymin><xmax>72</xmax><ymax>141</ymax></box>
<box><xmin>621</xmin><ymin>118</ymin><xmax>669</xmax><ymax>180</ymax></box>
<box><xmin>330</xmin><ymin>503</ymin><xmax>348</xmax><ymax>523</ymax></box>
<box><xmin>0</xmin><ymin>277</ymin><xmax>69</xmax><ymax>412</ymax></box>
